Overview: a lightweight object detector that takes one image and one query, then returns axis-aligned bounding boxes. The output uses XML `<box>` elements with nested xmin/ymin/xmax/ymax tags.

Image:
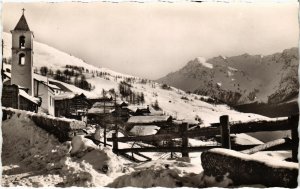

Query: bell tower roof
<box><xmin>14</xmin><ymin>10</ymin><xmax>30</xmax><ymax>31</ymax></box>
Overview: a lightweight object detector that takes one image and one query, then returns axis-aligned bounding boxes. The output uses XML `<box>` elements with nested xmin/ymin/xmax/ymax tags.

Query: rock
<box><xmin>201</xmin><ymin>148</ymin><xmax>298</xmax><ymax>187</ymax></box>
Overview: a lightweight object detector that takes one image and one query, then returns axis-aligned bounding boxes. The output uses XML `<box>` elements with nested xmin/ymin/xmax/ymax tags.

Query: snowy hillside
<box><xmin>2</xmin><ymin>32</ymin><xmax>272</xmax><ymax>125</ymax></box>
<box><xmin>158</xmin><ymin>48</ymin><xmax>299</xmax><ymax>106</ymax></box>
<box><xmin>2</xmin><ymin>32</ymin><xmax>135</xmax><ymax>79</ymax></box>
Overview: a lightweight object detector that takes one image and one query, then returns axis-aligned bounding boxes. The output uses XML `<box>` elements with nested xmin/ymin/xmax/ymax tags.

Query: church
<box><xmin>2</xmin><ymin>10</ymin><xmax>83</xmax><ymax>115</ymax></box>
<box><xmin>2</xmin><ymin>10</ymin><xmax>108</xmax><ymax>120</ymax></box>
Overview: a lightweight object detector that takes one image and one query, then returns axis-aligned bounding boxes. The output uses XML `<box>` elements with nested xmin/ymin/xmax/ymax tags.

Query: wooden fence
<box><xmin>108</xmin><ymin>114</ymin><xmax>299</xmax><ymax>162</ymax></box>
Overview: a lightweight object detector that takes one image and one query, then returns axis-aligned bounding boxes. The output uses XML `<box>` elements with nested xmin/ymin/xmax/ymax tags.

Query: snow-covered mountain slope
<box><xmin>2</xmin><ymin>32</ymin><xmax>272</xmax><ymax>125</ymax></box>
<box><xmin>2</xmin><ymin>32</ymin><xmax>135</xmax><ymax>79</ymax></box>
<box><xmin>157</xmin><ymin>48</ymin><xmax>299</xmax><ymax>105</ymax></box>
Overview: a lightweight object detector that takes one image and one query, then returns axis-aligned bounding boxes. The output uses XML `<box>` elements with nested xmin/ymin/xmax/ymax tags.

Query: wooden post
<box><xmin>290</xmin><ymin>114</ymin><xmax>299</xmax><ymax>162</ymax></box>
<box><xmin>112</xmin><ymin>132</ymin><xmax>119</xmax><ymax>155</ymax></box>
<box><xmin>170</xmin><ymin>140</ymin><xmax>174</xmax><ymax>159</ymax></box>
<box><xmin>220</xmin><ymin>115</ymin><xmax>231</xmax><ymax>149</ymax></box>
<box><xmin>104</xmin><ymin>124</ymin><xmax>107</xmax><ymax>147</ymax></box>
<box><xmin>181</xmin><ymin>122</ymin><xmax>189</xmax><ymax>157</ymax></box>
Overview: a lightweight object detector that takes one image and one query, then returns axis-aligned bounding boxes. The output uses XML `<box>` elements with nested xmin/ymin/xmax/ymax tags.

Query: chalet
<box><xmin>111</xmin><ymin>101</ymin><xmax>130</xmax><ymax>121</ymax></box>
<box><xmin>88</xmin><ymin>95</ymin><xmax>114</xmax><ymax>105</ymax></box>
<box><xmin>87</xmin><ymin>100</ymin><xmax>116</xmax><ymax>124</ymax></box>
<box><xmin>88</xmin><ymin>101</ymin><xmax>115</xmax><ymax>114</ymax></box>
<box><xmin>2</xmin><ymin>84</ymin><xmax>40</xmax><ymax>112</ymax></box>
<box><xmin>87</xmin><ymin>100</ymin><xmax>132</xmax><ymax>124</ymax></box>
<box><xmin>50</xmin><ymin>93</ymin><xmax>92</xmax><ymax>121</ymax></box>
<box><xmin>127</xmin><ymin>115</ymin><xmax>172</xmax><ymax>126</ymax></box>
<box><xmin>127</xmin><ymin>105</ymin><xmax>151</xmax><ymax>116</ymax></box>
<box><xmin>125</xmin><ymin>115</ymin><xmax>172</xmax><ymax>131</ymax></box>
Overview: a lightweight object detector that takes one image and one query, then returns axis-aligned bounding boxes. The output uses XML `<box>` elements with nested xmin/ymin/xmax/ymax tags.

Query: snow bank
<box><xmin>108</xmin><ymin>159</ymin><xmax>232</xmax><ymax>188</ymax></box>
<box><xmin>2</xmin><ymin>112</ymin><xmax>126</xmax><ymax>187</ymax></box>
<box><xmin>2</xmin><ymin>113</ymin><xmax>70</xmax><ymax>186</ymax></box>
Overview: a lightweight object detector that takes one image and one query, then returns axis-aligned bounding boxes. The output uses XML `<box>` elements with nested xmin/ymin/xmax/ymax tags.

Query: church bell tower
<box><xmin>11</xmin><ymin>9</ymin><xmax>34</xmax><ymax>96</ymax></box>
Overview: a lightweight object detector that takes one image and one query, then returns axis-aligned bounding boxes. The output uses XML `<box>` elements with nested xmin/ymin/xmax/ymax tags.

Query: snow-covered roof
<box><xmin>87</xmin><ymin>107</ymin><xmax>114</xmax><ymax>114</ymax></box>
<box><xmin>47</xmin><ymin>83</ymin><xmax>61</xmax><ymax>90</ymax></box>
<box><xmin>173</xmin><ymin>119</ymin><xmax>199</xmax><ymax>125</ymax></box>
<box><xmin>33</xmin><ymin>73</ymin><xmax>49</xmax><ymax>83</ymax></box>
<box><xmin>93</xmin><ymin>101</ymin><xmax>115</xmax><ymax>107</ymax></box>
<box><xmin>130</xmin><ymin>125</ymin><xmax>160</xmax><ymax>136</ymax></box>
<box><xmin>127</xmin><ymin>115</ymin><xmax>172</xmax><ymax>124</ymax></box>
<box><xmin>115</xmin><ymin>100</ymin><xmax>128</xmax><ymax>107</ymax></box>
<box><xmin>127</xmin><ymin>105</ymin><xmax>149</xmax><ymax>112</ymax></box>
<box><xmin>3</xmin><ymin>71</ymin><xmax>11</xmax><ymax>78</ymax></box>
<box><xmin>52</xmin><ymin>92</ymin><xmax>76</xmax><ymax>100</ymax></box>
<box><xmin>19</xmin><ymin>90</ymin><xmax>40</xmax><ymax>104</ymax></box>
<box><xmin>33</xmin><ymin>74</ymin><xmax>99</xmax><ymax>99</ymax></box>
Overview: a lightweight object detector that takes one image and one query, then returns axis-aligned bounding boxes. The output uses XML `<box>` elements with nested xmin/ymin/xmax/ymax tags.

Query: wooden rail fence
<box><xmin>108</xmin><ymin>114</ymin><xmax>299</xmax><ymax>162</ymax></box>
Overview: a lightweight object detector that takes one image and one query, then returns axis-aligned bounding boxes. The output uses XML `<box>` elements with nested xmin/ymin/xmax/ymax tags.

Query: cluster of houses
<box><xmin>1</xmin><ymin>11</ymin><xmax>170</xmax><ymax>128</ymax></box>
<box><xmin>2</xmin><ymin>11</ymin><xmax>201</xmax><ymax>139</ymax></box>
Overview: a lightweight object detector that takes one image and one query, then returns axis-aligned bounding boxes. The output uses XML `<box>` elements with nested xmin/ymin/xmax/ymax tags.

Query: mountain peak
<box><xmin>195</xmin><ymin>57</ymin><xmax>213</xmax><ymax>69</ymax></box>
<box><xmin>158</xmin><ymin>47</ymin><xmax>298</xmax><ymax>106</ymax></box>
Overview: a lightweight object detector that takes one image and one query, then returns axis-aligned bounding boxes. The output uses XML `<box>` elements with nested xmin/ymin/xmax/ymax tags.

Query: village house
<box><xmin>87</xmin><ymin>100</ymin><xmax>129</xmax><ymax>124</ymax></box>
<box><xmin>48</xmin><ymin>93</ymin><xmax>92</xmax><ymax>121</ymax></box>
<box><xmin>2</xmin><ymin>84</ymin><xmax>40</xmax><ymax>112</ymax></box>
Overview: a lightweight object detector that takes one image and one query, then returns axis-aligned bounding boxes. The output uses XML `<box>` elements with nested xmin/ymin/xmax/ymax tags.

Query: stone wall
<box><xmin>2</xmin><ymin>108</ymin><xmax>86</xmax><ymax>142</ymax></box>
<box><xmin>201</xmin><ymin>148</ymin><xmax>298</xmax><ymax>187</ymax></box>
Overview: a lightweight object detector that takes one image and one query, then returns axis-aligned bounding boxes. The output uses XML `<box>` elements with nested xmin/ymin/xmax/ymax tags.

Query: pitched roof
<box><xmin>14</xmin><ymin>14</ymin><xmax>30</xmax><ymax>31</ymax></box>
<box><xmin>127</xmin><ymin>115</ymin><xmax>172</xmax><ymax>124</ymax></box>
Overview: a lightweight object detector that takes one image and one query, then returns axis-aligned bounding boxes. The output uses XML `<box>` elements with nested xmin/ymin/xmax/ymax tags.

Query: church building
<box><xmin>2</xmin><ymin>10</ymin><xmax>68</xmax><ymax>113</ymax></box>
<box><xmin>10</xmin><ymin>10</ymin><xmax>34</xmax><ymax>96</ymax></box>
<box><xmin>2</xmin><ymin>10</ymin><xmax>97</xmax><ymax>119</ymax></box>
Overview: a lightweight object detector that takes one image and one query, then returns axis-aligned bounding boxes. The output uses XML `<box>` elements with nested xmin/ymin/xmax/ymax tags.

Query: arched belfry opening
<box><xmin>19</xmin><ymin>53</ymin><xmax>25</xmax><ymax>65</ymax></box>
<box><xmin>19</xmin><ymin>36</ymin><xmax>25</xmax><ymax>48</ymax></box>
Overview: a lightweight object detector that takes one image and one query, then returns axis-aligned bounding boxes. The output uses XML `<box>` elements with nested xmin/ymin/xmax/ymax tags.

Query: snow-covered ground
<box><xmin>2</xmin><ymin>111</ymin><xmax>294</xmax><ymax>187</ymax></box>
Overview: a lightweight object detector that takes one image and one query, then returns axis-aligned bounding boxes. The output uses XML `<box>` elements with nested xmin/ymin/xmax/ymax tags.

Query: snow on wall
<box><xmin>201</xmin><ymin>148</ymin><xmax>298</xmax><ymax>187</ymax></box>
<box><xmin>3</xmin><ymin>108</ymin><xmax>86</xmax><ymax>142</ymax></box>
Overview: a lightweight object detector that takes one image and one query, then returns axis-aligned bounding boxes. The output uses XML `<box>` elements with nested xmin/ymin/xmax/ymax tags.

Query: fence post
<box><xmin>181</xmin><ymin>122</ymin><xmax>189</xmax><ymax>157</ymax></box>
<box><xmin>290</xmin><ymin>114</ymin><xmax>299</xmax><ymax>162</ymax></box>
<box><xmin>112</xmin><ymin>132</ymin><xmax>119</xmax><ymax>155</ymax></box>
<box><xmin>220</xmin><ymin>115</ymin><xmax>231</xmax><ymax>149</ymax></box>
<box><xmin>103</xmin><ymin>123</ymin><xmax>107</xmax><ymax>147</ymax></box>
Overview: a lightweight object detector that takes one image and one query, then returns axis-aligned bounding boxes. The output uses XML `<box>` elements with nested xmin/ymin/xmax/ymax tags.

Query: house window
<box><xmin>19</xmin><ymin>36</ymin><xmax>25</xmax><ymax>49</ymax></box>
<box><xmin>19</xmin><ymin>53</ymin><xmax>25</xmax><ymax>65</ymax></box>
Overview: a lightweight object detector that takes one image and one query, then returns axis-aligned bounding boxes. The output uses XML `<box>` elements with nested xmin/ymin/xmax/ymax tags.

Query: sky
<box><xmin>2</xmin><ymin>1</ymin><xmax>299</xmax><ymax>79</ymax></box>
